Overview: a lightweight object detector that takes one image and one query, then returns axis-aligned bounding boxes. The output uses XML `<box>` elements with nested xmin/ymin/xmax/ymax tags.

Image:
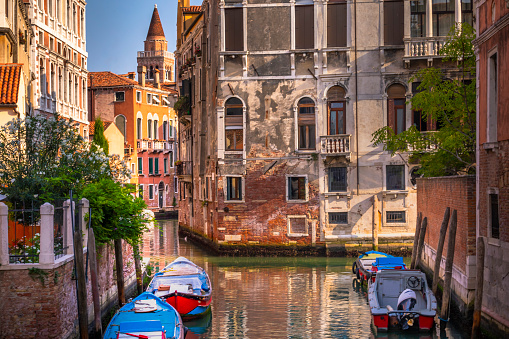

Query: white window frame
<box><xmin>487</xmin><ymin>187</ymin><xmax>500</xmax><ymax>243</ymax></box>
<box><xmin>384</xmin><ymin>164</ymin><xmax>407</xmax><ymax>192</ymax></box>
<box><xmin>487</xmin><ymin>47</ymin><xmax>498</xmax><ymax>144</ymax></box>
<box><xmin>139</xmin><ymin>184</ymin><xmax>144</xmax><ymax>198</ymax></box>
<box><xmin>287</xmin><ymin>215</ymin><xmax>309</xmax><ymax>237</ymax></box>
<box><xmin>162</xmin><ymin>96</ymin><xmax>170</xmax><ymax>106</ymax></box>
<box><xmin>169</xmin><ymin>151</ymin><xmax>174</xmax><ymax>168</ymax></box>
<box><xmin>147</xmin><ymin>93</ymin><xmax>153</xmax><ymax>105</ymax></box>
<box><xmin>224</xmin><ymin>175</ymin><xmax>245</xmax><ymax>203</ymax></box>
<box><xmin>136</xmin><ymin>90</ymin><xmax>142</xmax><ymax>103</ymax></box>
<box><xmin>114</xmin><ymin>91</ymin><xmax>125</xmax><ymax>102</ymax></box>
<box><xmin>174</xmin><ymin>177</ymin><xmax>178</xmax><ymax>193</ymax></box>
<box><xmin>153</xmin><ymin>94</ymin><xmax>160</xmax><ymax>105</ymax></box>
<box><xmin>286</xmin><ymin>175</ymin><xmax>309</xmax><ymax>202</ymax></box>
<box><xmin>384</xmin><ymin>210</ymin><xmax>408</xmax><ymax>226</ymax></box>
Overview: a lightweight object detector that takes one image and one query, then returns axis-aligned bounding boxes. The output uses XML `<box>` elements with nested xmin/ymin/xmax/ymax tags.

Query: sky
<box><xmin>86</xmin><ymin>0</ymin><xmax>198</xmax><ymax>74</ymax></box>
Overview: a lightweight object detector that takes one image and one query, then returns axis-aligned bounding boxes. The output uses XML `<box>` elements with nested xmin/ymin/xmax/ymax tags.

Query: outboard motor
<box><xmin>397</xmin><ymin>289</ymin><xmax>417</xmax><ymax>330</ymax></box>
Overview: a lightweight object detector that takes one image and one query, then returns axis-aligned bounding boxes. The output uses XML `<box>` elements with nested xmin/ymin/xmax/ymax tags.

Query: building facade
<box><xmin>474</xmin><ymin>0</ymin><xmax>509</xmax><ymax>333</ymax></box>
<box><xmin>176</xmin><ymin>0</ymin><xmax>473</xmax><ymax>245</ymax></box>
<box><xmin>27</xmin><ymin>0</ymin><xmax>89</xmax><ymax>137</ymax></box>
<box><xmin>0</xmin><ymin>0</ymin><xmax>33</xmax><ymax>124</ymax></box>
<box><xmin>88</xmin><ymin>6</ymin><xmax>178</xmax><ymax>211</ymax></box>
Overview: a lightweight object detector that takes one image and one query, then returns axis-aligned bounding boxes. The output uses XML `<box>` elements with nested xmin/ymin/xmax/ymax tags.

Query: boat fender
<box><xmin>386</xmin><ymin>305</ymin><xmax>394</xmax><ymax>312</ymax></box>
<box><xmin>352</xmin><ymin>261</ymin><xmax>358</xmax><ymax>274</ymax></box>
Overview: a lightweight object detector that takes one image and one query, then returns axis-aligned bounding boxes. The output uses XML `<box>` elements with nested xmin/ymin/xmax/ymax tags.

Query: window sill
<box><xmin>487</xmin><ymin>237</ymin><xmax>501</xmax><ymax>247</ymax></box>
<box><xmin>483</xmin><ymin>142</ymin><xmax>498</xmax><ymax>150</ymax></box>
<box><xmin>288</xmin><ymin>233</ymin><xmax>309</xmax><ymax>238</ymax></box>
<box><xmin>138</xmin><ymin>174</ymin><xmax>144</xmax><ymax>176</ymax></box>
<box><xmin>225</xmin><ymin>200</ymin><xmax>244</xmax><ymax>203</ymax></box>
<box><xmin>287</xmin><ymin>200</ymin><xmax>308</xmax><ymax>204</ymax></box>
<box><xmin>382</xmin><ymin>190</ymin><xmax>408</xmax><ymax>196</ymax></box>
<box><xmin>295</xmin><ymin>150</ymin><xmax>317</xmax><ymax>154</ymax></box>
<box><xmin>324</xmin><ymin>192</ymin><xmax>351</xmax><ymax>198</ymax></box>
<box><xmin>380</xmin><ymin>45</ymin><xmax>405</xmax><ymax>50</ymax></box>
<box><xmin>384</xmin><ymin>222</ymin><xmax>408</xmax><ymax>227</ymax></box>
<box><xmin>225</xmin><ymin>151</ymin><xmax>243</xmax><ymax>154</ymax></box>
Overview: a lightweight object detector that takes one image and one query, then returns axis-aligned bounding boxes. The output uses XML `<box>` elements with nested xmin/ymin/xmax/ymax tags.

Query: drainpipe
<box><xmin>354</xmin><ymin>0</ymin><xmax>359</xmax><ymax>196</ymax></box>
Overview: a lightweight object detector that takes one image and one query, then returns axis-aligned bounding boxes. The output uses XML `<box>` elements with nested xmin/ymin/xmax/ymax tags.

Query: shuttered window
<box><xmin>384</xmin><ymin>0</ymin><xmax>404</xmax><ymax>45</ymax></box>
<box><xmin>327</xmin><ymin>3</ymin><xmax>347</xmax><ymax>47</ymax></box>
<box><xmin>225</xmin><ymin>8</ymin><xmax>243</xmax><ymax>51</ymax></box>
<box><xmin>295</xmin><ymin>6</ymin><xmax>314</xmax><ymax>49</ymax></box>
<box><xmin>387</xmin><ymin>84</ymin><xmax>406</xmax><ymax>134</ymax></box>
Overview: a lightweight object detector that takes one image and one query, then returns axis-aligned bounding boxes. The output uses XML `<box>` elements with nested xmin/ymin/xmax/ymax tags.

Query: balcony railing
<box><xmin>137</xmin><ymin>50</ymin><xmax>174</xmax><ymax>59</ymax></box>
<box><xmin>164</xmin><ymin>141</ymin><xmax>173</xmax><ymax>151</ymax></box>
<box><xmin>404</xmin><ymin>37</ymin><xmax>447</xmax><ymax>58</ymax></box>
<box><xmin>320</xmin><ymin>135</ymin><xmax>351</xmax><ymax>156</ymax></box>
<box><xmin>153</xmin><ymin>141</ymin><xmax>164</xmax><ymax>152</ymax></box>
<box><xmin>175</xmin><ymin>161</ymin><xmax>192</xmax><ymax>176</ymax></box>
<box><xmin>407</xmin><ymin>131</ymin><xmax>438</xmax><ymax>152</ymax></box>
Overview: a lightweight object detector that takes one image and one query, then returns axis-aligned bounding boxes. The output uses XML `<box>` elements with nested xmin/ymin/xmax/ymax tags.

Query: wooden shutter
<box><xmin>296</xmin><ymin>6</ymin><xmax>314</xmax><ymax>49</ymax></box>
<box><xmin>387</xmin><ymin>99</ymin><xmax>396</xmax><ymax>132</ymax></box>
<box><xmin>327</xmin><ymin>4</ymin><xmax>347</xmax><ymax>47</ymax></box>
<box><xmin>384</xmin><ymin>1</ymin><xmax>404</xmax><ymax>45</ymax></box>
<box><xmin>225</xmin><ymin>8</ymin><xmax>243</xmax><ymax>51</ymax></box>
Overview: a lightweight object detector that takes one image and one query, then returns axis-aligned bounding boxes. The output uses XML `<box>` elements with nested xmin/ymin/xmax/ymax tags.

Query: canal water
<box><xmin>142</xmin><ymin>220</ymin><xmax>466</xmax><ymax>339</ymax></box>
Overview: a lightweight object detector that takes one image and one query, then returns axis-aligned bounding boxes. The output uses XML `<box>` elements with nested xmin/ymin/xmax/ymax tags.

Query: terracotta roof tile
<box><xmin>88</xmin><ymin>71</ymin><xmax>139</xmax><ymax>88</ymax></box>
<box><xmin>147</xmin><ymin>5</ymin><xmax>165</xmax><ymax>40</ymax></box>
<box><xmin>0</xmin><ymin>64</ymin><xmax>22</xmax><ymax>105</ymax></box>
<box><xmin>182</xmin><ymin>6</ymin><xmax>203</xmax><ymax>13</ymax></box>
<box><xmin>89</xmin><ymin>120</ymin><xmax>113</xmax><ymax>136</ymax></box>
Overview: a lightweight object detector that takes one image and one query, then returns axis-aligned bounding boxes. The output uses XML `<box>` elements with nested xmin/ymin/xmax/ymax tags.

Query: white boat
<box><xmin>368</xmin><ymin>270</ymin><xmax>437</xmax><ymax>332</ymax></box>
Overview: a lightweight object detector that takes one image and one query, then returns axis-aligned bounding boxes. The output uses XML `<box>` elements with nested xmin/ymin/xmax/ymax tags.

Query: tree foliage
<box><xmin>0</xmin><ymin>115</ymin><xmax>112</xmax><ymax>204</ymax></box>
<box><xmin>372</xmin><ymin>23</ymin><xmax>476</xmax><ymax>177</ymax></box>
<box><xmin>92</xmin><ymin>117</ymin><xmax>109</xmax><ymax>155</ymax></box>
<box><xmin>81</xmin><ymin>179</ymin><xmax>149</xmax><ymax>245</ymax></box>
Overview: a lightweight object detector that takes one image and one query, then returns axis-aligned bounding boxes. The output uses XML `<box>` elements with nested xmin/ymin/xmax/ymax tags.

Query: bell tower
<box><xmin>137</xmin><ymin>4</ymin><xmax>175</xmax><ymax>84</ymax></box>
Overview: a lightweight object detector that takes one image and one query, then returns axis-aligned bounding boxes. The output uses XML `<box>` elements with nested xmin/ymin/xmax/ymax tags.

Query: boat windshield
<box><xmin>151</xmin><ymin>275</ymin><xmax>205</xmax><ymax>294</ymax></box>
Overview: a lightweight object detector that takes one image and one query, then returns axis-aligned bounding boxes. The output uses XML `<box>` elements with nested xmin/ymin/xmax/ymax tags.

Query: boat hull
<box><xmin>165</xmin><ymin>293</ymin><xmax>212</xmax><ymax>319</ymax></box>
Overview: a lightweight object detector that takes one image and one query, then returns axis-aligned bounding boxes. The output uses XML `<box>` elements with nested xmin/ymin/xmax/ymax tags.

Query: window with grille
<box><xmin>329</xmin><ymin>212</ymin><xmax>348</xmax><ymax>224</ymax></box>
<box><xmin>226</xmin><ymin>177</ymin><xmax>242</xmax><ymax>201</ymax></box>
<box><xmin>298</xmin><ymin>97</ymin><xmax>316</xmax><ymax>150</ymax></box>
<box><xmin>386</xmin><ymin>165</ymin><xmax>405</xmax><ymax>190</ymax></box>
<box><xmin>288</xmin><ymin>216</ymin><xmax>307</xmax><ymax>235</ymax></box>
<box><xmin>288</xmin><ymin>177</ymin><xmax>307</xmax><ymax>201</ymax></box>
<box><xmin>329</xmin><ymin>167</ymin><xmax>347</xmax><ymax>192</ymax></box>
<box><xmin>386</xmin><ymin>211</ymin><xmax>406</xmax><ymax>223</ymax></box>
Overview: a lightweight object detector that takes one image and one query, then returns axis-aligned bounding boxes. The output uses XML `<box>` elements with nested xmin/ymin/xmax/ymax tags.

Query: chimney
<box><xmin>127</xmin><ymin>72</ymin><xmax>136</xmax><ymax>80</ymax></box>
<box><xmin>137</xmin><ymin>66</ymin><xmax>146</xmax><ymax>87</ymax></box>
<box><xmin>155</xmin><ymin>68</ymin><xmax>160</xmax><ymax>89</ymax></box>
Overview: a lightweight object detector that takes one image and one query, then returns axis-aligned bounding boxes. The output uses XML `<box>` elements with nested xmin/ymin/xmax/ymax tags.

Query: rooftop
<box><xmin>0</xmin><ymin>64</ymin><xmax>22</xmax><ymax>106</ymax></box>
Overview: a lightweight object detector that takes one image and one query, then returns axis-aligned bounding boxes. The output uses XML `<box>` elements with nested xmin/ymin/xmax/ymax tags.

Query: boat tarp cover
<box><xmin>119</xmin><ymin>320</ymin><xmax>163</xmax><ymax>332</ymax></box>
<box><xmin>373</xmin><ymin>257</ymin><xmax>405</xmax><ymax>267</ymax></box>
<box><xmin>359</xmin><ymin>251</ymin><xmax>393</xmax><ymax>260</ymax></box>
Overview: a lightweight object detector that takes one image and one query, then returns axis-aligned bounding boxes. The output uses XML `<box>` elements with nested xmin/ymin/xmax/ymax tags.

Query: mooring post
<box><xmin>74</xmin><ymin>213</ymin><xmax>89</xmax><ymax>339</ymax></box>
<box><xmin>415</xmin><ymin>217</ymin><xmax>428</xmax><ymax>270</ymax></box>
<box><xmin>471</xmin><ymin>236</ymin><xmax>485</xmax><ymax>338</ymax></box>
<box><xmin>411</xmin><ymin>212</ymin><xmax>422</xmax><ymax>269</ymax></box>
<box><xmin>88</xmin><ymin>229</ymin><xmax>102</xmax><ymax>337</ymax></box>
<box><xmin>0</xmin><ymin>202</ymin><xmax>9</xmax><ymax>266</ymax></box>
<box><xmin>115</xmin><ymin>238</ymin><xmax>126</xmax><ymax>306</ymax></box>
<box><xmin>134</xmin><ymin>245</ymin><xmax>143</xmax><ymax>294</ymax></box>
<box><xmin>433</xmin><ymin>207</ymin><xmax>450</xmax><ymax>295</ymax></box>
<box><xmin>440</xmin><ymin>209</ymin><xmax>457</xmax><ymax>327</ymax></box>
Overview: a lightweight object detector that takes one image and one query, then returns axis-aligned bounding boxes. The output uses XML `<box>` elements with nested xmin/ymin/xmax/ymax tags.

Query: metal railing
<box><xmin>175</xmin><ymin>161</ymin><xmax>192</xmax><ymax>176</ymax></box>
<box><xmin>137</xmin><ymin>50</ymin><xmax>175</xmax><ymax>58</ymax></box>
<box><xmin>320</xmin><ymin>135</ymin><xmax>351</xmax><ymax>155</ymax></box>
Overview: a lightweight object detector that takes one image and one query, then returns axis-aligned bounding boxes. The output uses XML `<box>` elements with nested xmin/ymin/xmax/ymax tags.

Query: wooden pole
<box><xmin>134</xmin><ymin>245</ymin><xmax>143</xmax><ymax>294</ymax></box>
<box><xmin>411</xmin><ymin>212</ymin><xmax>422</xmax><ymax>269</ymax></box>
<box><xmin>88</xmin><ymin>229</ymin><xmax>102</xmax><ymax>337</ymax></box>
<box><xmin>372</xmin><ymin>195</ymin><xmax>379</xmax><ymax>251</ymax></box>
<box><xmin>432</xmin><ymin>207</ymin><xmax>450</xmax><ymax>295</ymax></box>
<box><xmin>440</xmin><ymin>209</ymin><xmax>458</xmax><ymax>325</ymax></box>
<box><xmin>114</xmin><ymin>238</ymin><xmax>125</xmax><ymax>306</ymax></box>
<box><xmin>415</xmin><ymin>217</ymin><xmax>428</xmax><ymax>270</ymax></box>
<box><xmin>74</xmin><ymin>227</ymin><xmax>89</xmax><ymax>339</ymax></box>
<box><xmin>471</xmin><ymin>237</ymin><xmax>485</xmax><ymax>339</ymax></box>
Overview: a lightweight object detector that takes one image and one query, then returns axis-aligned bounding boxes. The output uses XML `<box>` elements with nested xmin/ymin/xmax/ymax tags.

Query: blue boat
<box><xmin>352</xmin><ymin>251</ymin><xmax>394</xmax><ymax>284</ymax></box>
<box><xmin>104</xmin><ymin>292</ymin><xmax>185</xmax><ymax>339</ymax></box>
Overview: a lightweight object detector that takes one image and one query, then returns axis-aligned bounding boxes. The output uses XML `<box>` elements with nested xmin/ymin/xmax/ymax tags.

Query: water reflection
<box><xmin>141</xmin><ymin>220</ymin><xmax>466</xmax><ymax>339</ymax></box>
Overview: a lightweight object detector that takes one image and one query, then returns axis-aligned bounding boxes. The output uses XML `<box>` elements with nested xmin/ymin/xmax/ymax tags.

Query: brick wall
<box><xmin>417</xmin><ymin>175</ymin><xmax>476</xmax><ymax>273</ymax></box>
<box><xmin>0</xmin><ymin>241</ymin><xmax>136</xmax><ymax>338</ymax></box>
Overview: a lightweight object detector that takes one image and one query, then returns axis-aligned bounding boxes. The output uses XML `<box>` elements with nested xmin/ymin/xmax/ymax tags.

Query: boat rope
<box><xmin>118</xmin><ymin>332</ymin><xmax>149</xmax><ymax>339</ymax></box>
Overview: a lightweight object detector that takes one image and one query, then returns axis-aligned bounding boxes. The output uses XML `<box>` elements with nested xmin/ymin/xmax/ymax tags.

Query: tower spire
<box><xmin>146</xmin><ymin>5</ymin><xmax>165</xmax><ymax>40</ymax></box>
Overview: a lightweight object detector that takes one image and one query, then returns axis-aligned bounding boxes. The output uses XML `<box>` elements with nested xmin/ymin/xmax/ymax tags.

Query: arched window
<box><xmin>387</xmin><ymin>84</ymin><xmax>406</xmax><ymax>134</ymax></box>
<box><xmin>137</xmin><ymin>118</ymin><xmax>142</xmax><ymax>139</ymax></box>
<box><xmin>115</xmin><ymin>115</ymin><xmax>126</xmax><ymax>141</ymax></box>
<box><xmin>50</xmin><ymin>63</ymin><xmax>55</xmax><ymax>100</ymax></box>
<box><xmin>327</xmin><ymin>86</ymin><xmax>346</xmax><ymax>135</ymax></box>
<box><xmin>298</xmin><ymin>97</ymin><xmax>316</xmax><ymax>150</ymax></box>
<box><xmin>225</xmin><ymin>97</ymin><xmax>244</xmax><ymax>151</ymax></box>
<box><xmin>58</xmin><ymin>68</ymin><xmax>63</xmax><ymax>100</ymax></box>
<box><xmin>153</xmin><ymin>119</ymin><xmax>158</xmax><ymax>139</ymax></box>
<box><xmin>163</xmin><ymin>121</ymin><xmax>168</xmax><ymax>140</ymax></box>
<box><xmin>147</xmin><ymin>119</ymin><xmax>153</xmax><ymax>139</ymax></box>
<box><xmin>39</xmin><ymin>58</ymin><xmax>45</xmax><ymax>98</ymax></box>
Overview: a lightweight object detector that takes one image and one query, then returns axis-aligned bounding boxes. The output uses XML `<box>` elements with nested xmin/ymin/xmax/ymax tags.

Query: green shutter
<box><xmin>138</xmin><ymin>158</ymin><xmax>143</xmax><ymax>174</ymax></box>
<box><xmin>155</xmin><ymin>158</ymin><xmax>159</xmax><ymax>174</ymax></box>
<box><xmin>149</xmin><ymin>158</ymin><xmax>153</xmax><ymax>174</ymax></box>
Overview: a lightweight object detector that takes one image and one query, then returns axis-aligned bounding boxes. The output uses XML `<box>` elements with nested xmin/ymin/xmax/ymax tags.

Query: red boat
<box><xmin>147</xmin><ymin>257</ymin><xmax>212</xmax><ymax>319</ymax></box>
